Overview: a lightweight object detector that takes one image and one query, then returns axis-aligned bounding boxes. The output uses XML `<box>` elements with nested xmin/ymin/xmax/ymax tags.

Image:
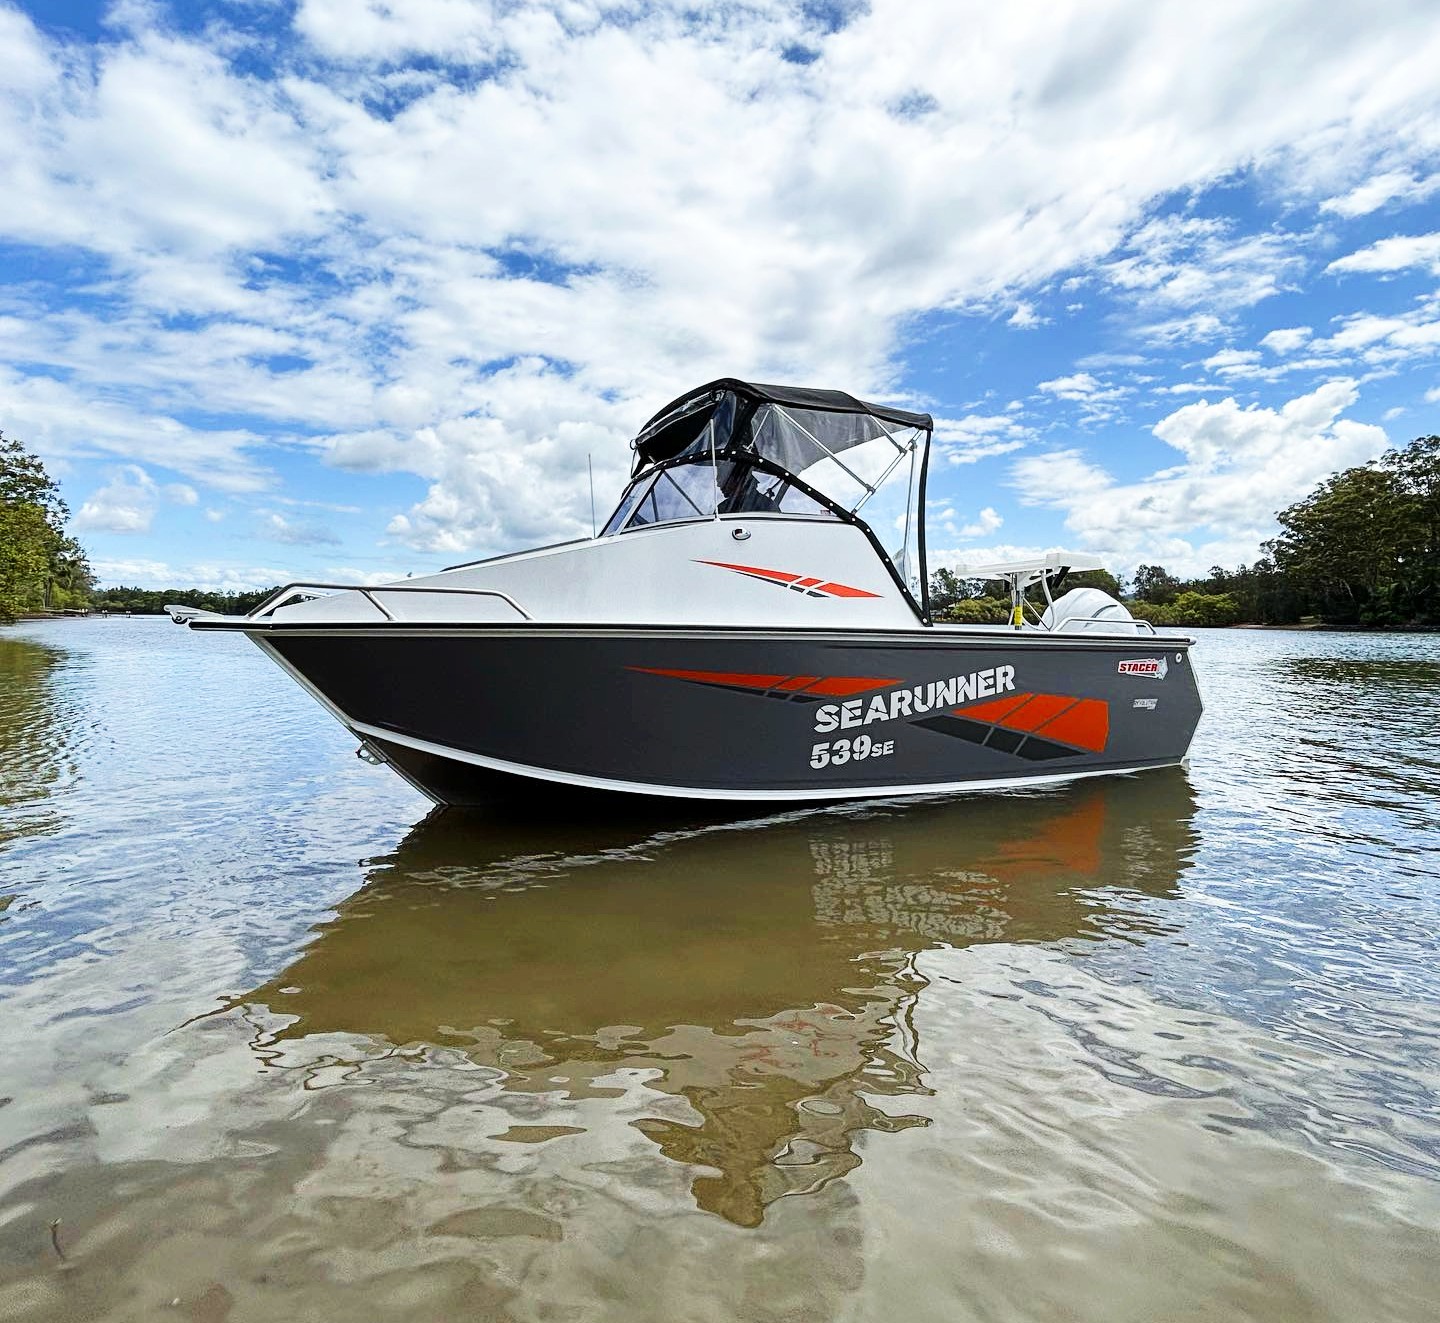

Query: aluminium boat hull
<box><xmin>236</xmin><ymin>623</ymin><xmax>1203</xmax><ymax>805</ymax></box>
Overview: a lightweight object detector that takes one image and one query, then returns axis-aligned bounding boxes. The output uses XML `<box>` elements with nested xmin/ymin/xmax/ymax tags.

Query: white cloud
<box><xmin>91</xmin><ymin>558</ymin><xmax>292</xmax><ymax>591</ymax></box>
<box><xmin>1202</xmin><ymin>348</ymin><xmax>1261</xmax><ymax>372</ymax></box>
<box><xmin>1038</xmin><ymin>373</ymin><xmax>1104</xmax><ymax>400</ymax></box>
<box><xmin>1327</xmin><ymin>232</ymin><xmax>1440</xmax><ymax>277</ymax></box>
<box><xmin>926</xmin><ymin>502</ymin><xmax>1005</xmax><ymax>541</ymax></box>
<box><xmin>257</xmin><ymin>511</ymin><xmax>343</xmax><ymax>546</ymax></box>
<box><xmin>1036</xmin><ymin>371</ymin><xmax>1129</xmax><ymax>421</ymax></box>
<box><xmin>1007</xmin><ymin>301</ymin><xmax>1045</xmax><ymax>328</ymax></box>
<box><xmin>1321</xmin><ymin>170</ymin><xmax>1440</xmax><ymax>218</ymax></box>
<box><xmin>1426</xmin><ymin>386</ymin><xmax>1440</xmax><ymax>404</ymax></box>
<box><xmin>164</xmin><ymin>482</ymin><xmax>198</xmax><ymax>505</ymax></box>
<box><xmin>1009</xmin><ymin>379</ymin><xmax>1391</xmax><ymax>574</ymax></box>
<box><xmin>0</xmin><ymin>367</ymin><xmax>272</xmax><ymax>493</ymax></box>
<box><xmin>292</xmin><ymin>0</ymin><xmax>509</xmax><ymax>62</ymax></box>
<box><xmin>1260</xmin><ymin>326</ymin><xmax>1313</xmax><ymax>354</ymax></box>
<box><xmin>1309</xmin><ymin>298</ymin><xmax>1440</xmax><ymax>365</ymax></box>
<box><xmin>319</xmin><ymin>565</ymin><xmax>417</xmax><ymax>586</ymax></box>
<box><xmin>1103</xmin><ymin>216</ymin><xmax>1303</xmax><ymax>312</ymax></box>
<box><xmin>931</xmin><ymin>413</ymin><xmax>1031</xmax><ymax>466</ymax></box>
<box><xmin>73</xmin><ymin>465</ymin><xmax>160</xmax><ymax>534</ymax></box>
<box><xmin>960</xmin><ymin>506</ymin><xmax>1003</xmax><ymax>538</ymax></box>
<box><xmin>1076</xmin><ymin>352</ymin><xmax>1148</xmax><ymax>369</ymax></box>
<box><xmin>1136</xmin><ymin>313</ymin><xmax>1227</xmax><ymax>346</ymax></box>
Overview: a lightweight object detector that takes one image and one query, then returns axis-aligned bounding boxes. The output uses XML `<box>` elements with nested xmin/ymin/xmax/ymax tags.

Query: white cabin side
<box><xmin>269</xmin><ymin>517</ymin><xmax>924</xmax><ymax>628</ymax></box>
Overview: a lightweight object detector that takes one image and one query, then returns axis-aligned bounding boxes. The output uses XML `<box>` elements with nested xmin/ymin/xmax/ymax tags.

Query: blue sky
<box><xmin>2</xmin><ymin>0</ymin><xmax>1439</xmax><ymax>590</ymax></box>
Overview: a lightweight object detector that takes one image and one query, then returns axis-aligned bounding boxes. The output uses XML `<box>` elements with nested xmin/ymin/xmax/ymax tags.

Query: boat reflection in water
<box><xmin>248</xmin><ymin>771</ymin><xmax>1197</xmax><ymax>1227</ymax></box>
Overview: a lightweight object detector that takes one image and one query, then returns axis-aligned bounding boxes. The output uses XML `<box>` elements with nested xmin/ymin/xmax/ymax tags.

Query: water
<box><xmin>1</xmin><ymin>619</ymin><xmax>1438</xmax><ymax>1321</ymax></box>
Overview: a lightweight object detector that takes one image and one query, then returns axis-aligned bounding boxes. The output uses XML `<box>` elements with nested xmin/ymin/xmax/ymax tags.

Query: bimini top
<box><xmin>606</xmin><ymin>378</ymin><xmax>934</xmax><ymax>617</ymax></box>
<box><xmin>636</xmin><ymin>377</ymin><xmax>932</xmax><ymax>461</ymax></box>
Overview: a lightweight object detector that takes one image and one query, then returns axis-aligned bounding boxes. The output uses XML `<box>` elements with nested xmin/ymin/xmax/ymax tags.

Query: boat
<box><xmin>169</xmin><ymin>378</ymin><xmax>1203</xmax><ymax>805</ymax></box>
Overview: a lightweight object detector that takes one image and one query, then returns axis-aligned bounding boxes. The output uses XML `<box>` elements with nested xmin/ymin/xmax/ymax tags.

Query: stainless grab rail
<box><xmin>249</xmin><ymin>582</ymin><xmax>532</xmax><ymax>622</ymax></box>
<box><xmin>1046</xmin><ymin>612</ymin><xmax>1159</xmax><ymax>635</ymax></box>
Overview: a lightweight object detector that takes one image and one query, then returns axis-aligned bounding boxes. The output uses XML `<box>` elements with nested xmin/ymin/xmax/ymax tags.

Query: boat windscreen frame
<box><xmin>612</xmin><ymin>385</ymin><xmax>935</xmax><ymax>622</ymax></box>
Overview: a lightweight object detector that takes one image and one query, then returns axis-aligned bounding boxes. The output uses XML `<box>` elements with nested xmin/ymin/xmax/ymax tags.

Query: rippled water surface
<box><xmin>1</xmin><ymin>618</ymin><xmax>1438</xmax><ymax>1321</ymax></box>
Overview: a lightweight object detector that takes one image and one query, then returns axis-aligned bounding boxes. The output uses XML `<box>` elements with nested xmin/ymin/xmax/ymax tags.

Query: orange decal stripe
<box><xmin>1000</xmin><ymin>693</ymin><xmax>1078</xmax><ymax>733</ymax></box>
<box><xmin>1035</xmin><ymin>698</ymin><xmax>1110</xmax><ymax>752</ymax></box>
<box><xmin>957</xmin><ymin>693</ymin><xmax>1034</xmax><ymax>724</ymax></box>
<box><xmin>774</xmin><ymin>675</ymin><xmax>822</xmax><ymax>691</ymax></box>
<box><xmin>803</xmin><ymin>675</ymin><xmax>902</xmax><ymax>696</ymax></box>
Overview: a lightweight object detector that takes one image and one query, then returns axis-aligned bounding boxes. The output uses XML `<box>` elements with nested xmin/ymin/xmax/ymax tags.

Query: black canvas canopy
<box><xmin>635</xmin><ymin>378</ymin><xmax>931</xmax><ymax>464</ymax></box>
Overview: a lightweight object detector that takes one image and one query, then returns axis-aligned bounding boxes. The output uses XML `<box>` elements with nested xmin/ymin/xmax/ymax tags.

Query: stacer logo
<box><xmin>1118</xmin><ymin>657</ymin><xmax>1168</xmax><ymax>679</ymax></box>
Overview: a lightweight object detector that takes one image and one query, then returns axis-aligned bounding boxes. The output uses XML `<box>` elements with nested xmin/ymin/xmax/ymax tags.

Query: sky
<box><xmin>2</xmin><ymin>0</ymin><xmax>1439</xmax><ymax>592</ymax></box>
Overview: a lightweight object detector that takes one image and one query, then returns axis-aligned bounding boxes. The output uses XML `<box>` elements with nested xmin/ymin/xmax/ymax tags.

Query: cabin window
<box><xmin>602</xmin><ymin>457</ymin><xmax>840</xmax><ymax>535</ymax></box>
<box><xmin>625</xmin><ymin>464</ymin><xmax>719</xmax><ymax>527</ymax></box>
<box><xmin>714</xmin><ymin>461</ymin><xmax>835</xmax><ymax>518</ymax></box>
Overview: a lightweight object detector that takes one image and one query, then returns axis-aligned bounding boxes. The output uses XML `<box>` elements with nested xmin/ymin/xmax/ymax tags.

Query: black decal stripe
<box><xmin>912</xmin><ymin>713</ymin><xmax>1087</xmax><ymax>761</ymax></box>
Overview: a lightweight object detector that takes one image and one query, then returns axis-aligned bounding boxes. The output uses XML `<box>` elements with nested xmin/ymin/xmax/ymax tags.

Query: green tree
<box><xmin>1064</xmin><ymin>567</ymin><xmax>1123</xmax><ymax>598</ymax></box>
<box><xmin>1166</xmin><ymin>591</ymin><xmax>1243</xmax><ymax>627</ymax></box>
<box><xmin>1260</xmin><ymin>434</ymin><xmax>1440</xmax><ymax>626</ymax></box>
<box><xmin>1131</xmin><ymin>564</ymin><xmax>1182</xmax><ymax>605</ymax></box>
<box><xmin>48</xmin><ymin>535</ymin><xmax>97</xmax><ymax>609</ymax></box>
<box><xmin>937</xmin><ymin>596</ymin><xmax>1009</xmax><ymax>624</ymax></box>
<box><xmin>1</xmin><ymin>432</ymin><xmax>90</xmax><ymax>623</ymax></box>
<box><xmin>1377</xmin><ymin>434</ymin><xmax>1440</xmax><ymax>623</ymax></box>
<box><xmin>0</xmin><ymin>500</ymin><xmax>54</xmax><ymax>622</ymax></box>
<box><xmin>928</xmin><ymin>567</ymin><xmax>990</xmax><ymax>612</ymax></box>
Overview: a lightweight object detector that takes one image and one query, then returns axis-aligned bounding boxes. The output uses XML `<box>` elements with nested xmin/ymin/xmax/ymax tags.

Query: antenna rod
<box><xmin>588</xmin><ymin>454</ymin><xmax>597</xmax><ymax>537</ymax></box>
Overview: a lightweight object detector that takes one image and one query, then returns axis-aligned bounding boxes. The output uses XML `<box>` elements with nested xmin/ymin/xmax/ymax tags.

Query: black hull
<box><xmin>247</xmin><ymin>625</ymin><xmax>1203</xmax><ymax>805</ymax></box>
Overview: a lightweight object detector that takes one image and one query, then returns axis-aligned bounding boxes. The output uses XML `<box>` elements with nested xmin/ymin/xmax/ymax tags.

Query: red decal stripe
<box><xmin>696</xmin><ymin>560</ymin><xmax>880</xmax><ymax>599</ymax></box>
<box><xmin>629</xmin><ymin>668</ymin><xmax>898</xmax><ymax>699</ymax></box>
<box><xmin>816</xmin><ymin>580</ymin><xmax>881</xmax><ymax>599</ymax></box>
<box><xmin>802</xmin><ymin>675</ymin><xmax>902</xmax><ymax>696</ymax></box>
<box><xmin>700</xmin><ymin>560</ymin><xmax>802</xmax><ymax>584</ymax></box>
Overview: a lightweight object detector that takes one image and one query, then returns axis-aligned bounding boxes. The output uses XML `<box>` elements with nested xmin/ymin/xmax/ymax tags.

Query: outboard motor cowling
<box><xmin>1040</xmin><ymin>587</ymin><xmax>1143</xmax><ymax>634</ymax></box>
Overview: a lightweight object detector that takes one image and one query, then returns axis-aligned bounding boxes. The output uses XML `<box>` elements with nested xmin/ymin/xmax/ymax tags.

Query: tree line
<box><xmin>4</xmin><ymin>427</ymin><xmax>1438</xmax><ymax>628</ymax></box>
<box><xmin>89</xmin><ymin>585</ymin><xmax>278</xmax><ymax>616</ymax></box>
